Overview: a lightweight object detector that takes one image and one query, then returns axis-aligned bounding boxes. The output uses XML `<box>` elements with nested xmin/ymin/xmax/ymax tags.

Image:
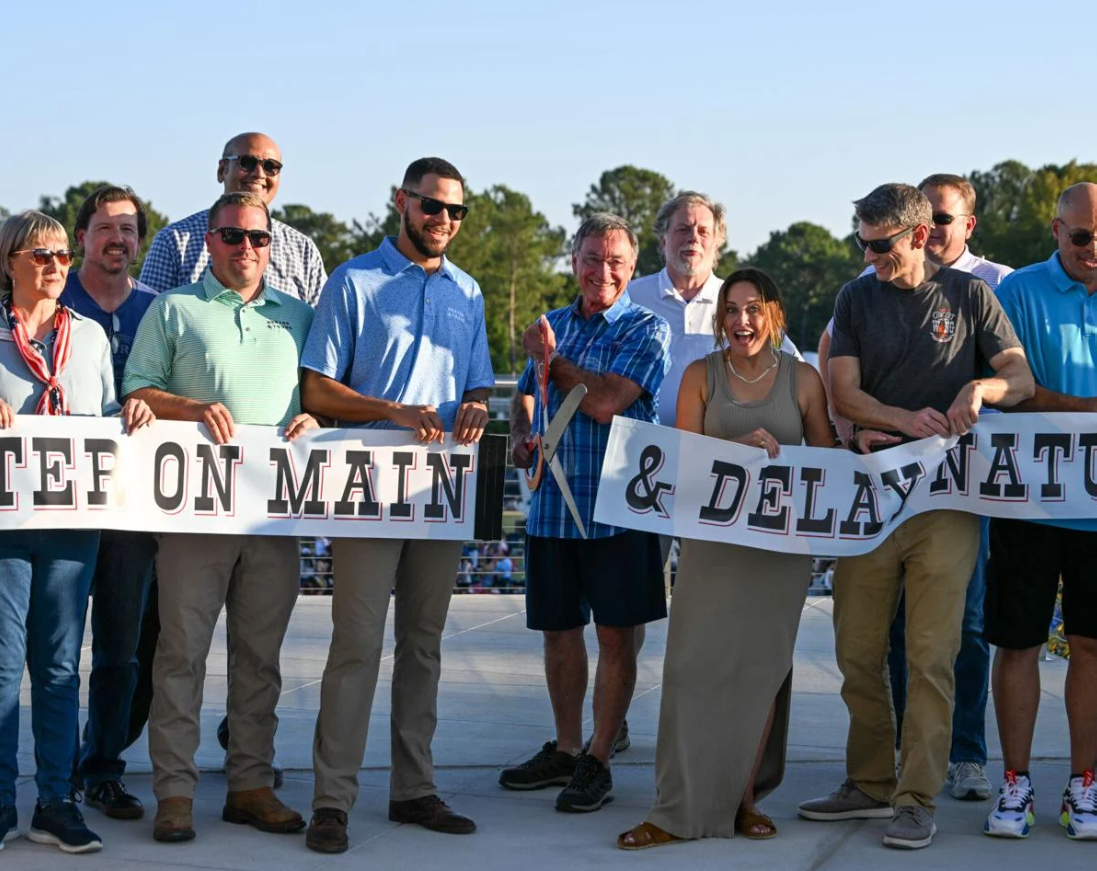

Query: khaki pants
<box><xmin>149</xmin><ymin>533</ymin><xmax>299</xmax><ymax>800</ymax></box>
<box><xmin>833</xmin><ymin>510</ymin><xmax>978</xmax><ymax>810</ymax></box>
<box><xmin>311</xmin><ymin>538</ymin><xmax>463</xmax><ymax>812</ymax></box>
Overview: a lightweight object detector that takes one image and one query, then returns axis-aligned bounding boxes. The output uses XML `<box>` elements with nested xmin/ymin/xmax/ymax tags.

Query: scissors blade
<box><xmin>541</xmin><ymin>383</ymin><xmax>587</xmax><ymax>459</ymax></box>
<box><xmin>549</xmin><ymin>453</ymin><xmax>588</xmax><ymax>539</ymax></box>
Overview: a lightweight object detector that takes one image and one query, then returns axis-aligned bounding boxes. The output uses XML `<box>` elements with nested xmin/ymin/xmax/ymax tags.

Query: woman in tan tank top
<box><xmin>618</xmin><ymin>268</ymin><xmax>835</xmax><ymax>850</ymax></box>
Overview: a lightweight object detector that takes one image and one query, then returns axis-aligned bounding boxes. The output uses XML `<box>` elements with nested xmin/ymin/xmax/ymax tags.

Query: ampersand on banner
<box><xmin>625</xmin><ymin>444</ymin><xmax>674</xmax><ymax>518</ymax></box>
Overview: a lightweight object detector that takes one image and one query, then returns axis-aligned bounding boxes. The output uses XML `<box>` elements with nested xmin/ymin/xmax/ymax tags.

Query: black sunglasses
<box><xmin>1065</xmin><ymin>228</ymin><xmax>1097</xmax><ymax>248</ymax></box>
<box><xmin>12</xmin><ymin>247</ymin><xmax>76</xmax><ymax>266</ymax></box>
<box><xmin>932</xmin><ymin>212</ymin><xmax>968</xmax><ymax>226</ymax></box>
<box><xmin>208</xmin><ymin>227</ymin><xmax>272</xmax><ymax>248</ymax></box>
<box><xmin>224</xmin><ymin>154</ymin><xmax>283</xmax><ymax>176</ymax></box>
<box><xmin>855</xmin><ymin>226</ymin><xmax>915</xmax><ymax>254</ymax></box>
<box><xmin>402</xmin><ymin>189</ymin><xmax>469</xmax><ymax>221</ymax></box>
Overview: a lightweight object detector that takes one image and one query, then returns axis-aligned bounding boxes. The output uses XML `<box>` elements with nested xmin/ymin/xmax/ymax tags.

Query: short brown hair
<box><xmin>919</xmin><ymin>173</ymin><xmax>976</xmax><ymax>214</ymax></box>
<box><xmin>74</xmin><ymin>185</ymin><xmax>148</xmax><ymax>243</ymax></box>
<box><xmin>713</xmin><ymin>267</ymin><xmax>788</xmax><ymax>351</ymax></box>
<box><xmin>208</xmin><ymin>192</ymin><xmax>270</xmax><ymax>230</ymax></box>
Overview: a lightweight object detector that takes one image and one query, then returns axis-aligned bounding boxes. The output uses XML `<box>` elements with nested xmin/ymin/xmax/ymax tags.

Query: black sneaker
<box><xmin>499</xmin><ymin>741</ymin><xmax>578</xmax><ymax>790</ymax></box>
<box><xmin>28</xmin><ymin>798</ymin><xmax>102</xmax><ymax>853</ymax></box>
<box><xmin>1</xmin><ymin>804</ymin><xmax>17</xmax><ymax>851</ymax></box>
<box><xmin>581</xmin><ymin>718</ymin><xmax>631</xmax><ymax>758</ymax></box>
<box><xmin>85</xmin><ymin>780</ymin><xmax>144</xmax><ymax>820</ymax></box>
<box><xmin>556</xmin><ymin>754</ymin><xmax>613</xmax><ymax>813</ymax></box>
<box><xmin>218</xmin><ymin>716</ymin><xmax>284</xmax><ymax>788</ymax></box>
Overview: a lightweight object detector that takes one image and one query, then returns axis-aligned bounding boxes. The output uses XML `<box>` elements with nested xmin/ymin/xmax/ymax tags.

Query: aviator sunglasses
<box><xmin>854</xmin><ymin>226</ymin><xmax>915</xmax><ymax>255</ymax></box>
<box><xmin>224</xmin><ymin>154</ymin><xmax>283</xmax><ymax>176</ymax></box>
<box><xmin>402</xmin><ymin>189</ymin><xmax>470</xmax><ymax>221</ymax></box>
<box><xmin>208</xmin><ymin>227</ymin><xmax>273</xmax><ymax>248</ymax></box>
<box><xmin>13</xmin><ymin>248</ymin><xmax>76</xmax><ymax>267</ymax></box>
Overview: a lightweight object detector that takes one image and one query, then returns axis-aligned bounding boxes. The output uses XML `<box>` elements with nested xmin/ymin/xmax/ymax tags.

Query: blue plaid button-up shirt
<box><xmin>519</xmin><ymin>291</ymin><xmax>670</xmax><ymax>539</ymax></box>
<box><xmin>139</xmin><ymin>209</ymin><xmax>327</xmax><ymax>305</ymax></box>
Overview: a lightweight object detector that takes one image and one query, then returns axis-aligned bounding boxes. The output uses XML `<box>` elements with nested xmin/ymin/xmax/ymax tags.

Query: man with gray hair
<box><xmin>629</xmin><ymin>191</ymin><xmax>799</xmax><ymax>427</ymax></box>
<box><xmin>819</xmin><ymin>173</ymin><xmax>1015</xmax><ymax>804</ymax></box>
<box><xmin>798</xmin><ymin>183</ymin><xmax>1033</xmax><ymax>849</ymax></box>
<box><xmin>500</xmin><ymin>213</ymin><xmax>670</xmax><ymax>814</ymax></box>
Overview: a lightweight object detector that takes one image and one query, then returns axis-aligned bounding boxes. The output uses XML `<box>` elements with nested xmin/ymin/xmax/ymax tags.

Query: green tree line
<box><xmin>7</xmin><ymin>159</ymin><xmax>1093</xmax><ymax>373</ymax></box>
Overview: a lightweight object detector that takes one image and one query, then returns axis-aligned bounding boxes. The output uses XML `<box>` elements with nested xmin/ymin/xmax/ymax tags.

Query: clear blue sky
<box><xmin>1</xmin><ymin>0</ymin><xmax>1090</xmax><ymax>256</ymax></box>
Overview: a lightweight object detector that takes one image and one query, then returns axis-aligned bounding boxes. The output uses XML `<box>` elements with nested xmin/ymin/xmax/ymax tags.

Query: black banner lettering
<box><xmin>268</xmin><ymin>448</ymin><xmax>329</xmax><ymax>517</ymax></box>
<box><xmin>747</xmin><ymin>465</ymin><xmax>792</xmax><ymax>532</ymax></box>
<box><xmin>839</xmin><ymin>472</ymin><xmax>882</xmax><ymax>537</ymax></box>
<box><xmin>32</xmin><ymin>437</ymin><xmax>75</xmax><ymax>507</ymax></box>
<box><xmin>195</xmin><ymin>444</ymin><xmax>242</xmax><ymax>514</ymax></box>
<box><xmin>980</xmin><ymin>433</ymin><xmax>1026</xmax><ymax>499</ymax></box>
<box><xmin>85</xmin><ymin>439</ymin><xmax>118</xmax><ymax>507</ymax></box>
<box><xmin>334</xmin><ymin>450</ymin><xmax>381</xmax><ymax>518</ymax></box>
<box><xmin>698</xmin><ymin>460</ymin><xmax>749</xmax><ymax>526</ymax></box>
<box><xmin>1034</xmin><ymin>433</ymin><xmax>1073</xmax><ymax>501</ymax></box>
<box><xmin>425</xmin><ymin>453</ymin><xmax>473</xmax><ymax>521</ymax></box>
<box><xmin>154</xmin><ymin>442</ymin><xmax>187</xmax><ymax>512</ymax></box>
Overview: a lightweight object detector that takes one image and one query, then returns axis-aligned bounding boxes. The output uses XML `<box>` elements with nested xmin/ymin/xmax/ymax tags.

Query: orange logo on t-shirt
<box><xmin>931</xmin><ymin>307</ymin><xmax>956</xmax><ymax>343</ymax></box>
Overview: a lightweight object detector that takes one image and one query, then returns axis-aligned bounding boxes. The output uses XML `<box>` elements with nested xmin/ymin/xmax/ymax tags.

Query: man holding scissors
<box><xmin>501</xmin><ymin>213</ymin><xmax>671</xmax><ymax>813</ymax></box>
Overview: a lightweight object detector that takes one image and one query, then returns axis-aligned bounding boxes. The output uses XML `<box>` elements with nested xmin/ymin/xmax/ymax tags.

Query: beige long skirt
<box><xmin>645</xmin><ymin>538</ymin><xmax>811</xmax><ymax>839</ymax></box>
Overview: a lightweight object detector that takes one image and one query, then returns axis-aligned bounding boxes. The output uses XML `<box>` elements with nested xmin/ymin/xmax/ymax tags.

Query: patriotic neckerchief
<box><xmin>1</xmin><ymin>294</ymin><xmax>72</xmax><ymax>415</ymax></box>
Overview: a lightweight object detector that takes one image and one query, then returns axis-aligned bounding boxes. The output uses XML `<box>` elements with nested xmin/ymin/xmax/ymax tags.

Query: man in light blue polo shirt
<box><xmin>300</xmin><ymin>157</ymin><xmax>493</xmax><ymax>854</ymax></box>
<box><xmin>983</xmin><ymin>182</ymin><xmax>1097</xmax><ymax>841</ymax></box>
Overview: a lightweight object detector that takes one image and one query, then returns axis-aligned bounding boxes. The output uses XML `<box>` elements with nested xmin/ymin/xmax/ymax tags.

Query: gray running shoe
<box><xmin>948</xmin><ymin>761</ymin><xmax>992</xmax><ymax>801</ymax></box>
<box><xmin>883</xmin><ymin>805</ymin><xmax>936</xmax><ymax>849</ymax></box>
<box><xmin>798</xmin><ymin>779</ymin><xmax>893</xmax><ymax>821</ymax></box>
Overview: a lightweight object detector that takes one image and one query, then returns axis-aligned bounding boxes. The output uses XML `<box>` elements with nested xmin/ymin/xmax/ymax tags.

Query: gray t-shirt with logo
<box><xmin>830</xmin><ymin>266</ymin><xmax>1020</xmax><ymax>419</ymax></box>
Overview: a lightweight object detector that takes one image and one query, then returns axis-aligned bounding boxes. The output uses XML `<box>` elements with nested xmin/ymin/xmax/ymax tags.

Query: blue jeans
<box><xmin>78</xmin><ymin>530</ymin><xmax>157</xmax><ymax>786</ymax></box>
<box><xmin>0</xmin><ymin>530</ymin><xmax>98</xmax><ymax>805</ymax></box>
<box><xmin>887</xmin><ymin>516</ymin><xmax>990</xmax><ymax>764</ymax></box>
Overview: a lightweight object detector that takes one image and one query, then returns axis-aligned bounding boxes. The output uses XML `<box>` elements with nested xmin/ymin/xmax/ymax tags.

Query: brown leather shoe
<box><xmin>389</xmin><ymin>795</ymin><xmax>476</xmax><ymax>834</ymax></box>
<box><xmin>153</xmin><ymin>797</ymin><xmax>195</xmax><ymax>842</ymax></box>
<box><xmin>222</xmin><ymin>787</ymin><xmax>305</xmax><ymax>834</ymax></box>
<box><xmin>306</xmin><ymin>807</ymin><xmax>349</xmax><ymax>854</ymax></box>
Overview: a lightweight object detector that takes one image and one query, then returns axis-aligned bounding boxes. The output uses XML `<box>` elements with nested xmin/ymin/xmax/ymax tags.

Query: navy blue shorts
<box><xmin>524</xmin><ymin>530</ymin><xmax>667</xmax><ymax>631</ymax></box>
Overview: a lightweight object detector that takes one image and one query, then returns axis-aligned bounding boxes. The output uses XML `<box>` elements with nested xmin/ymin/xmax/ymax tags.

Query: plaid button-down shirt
<box><xmin>139</xmin><ymin>209</ymin><xmax>327</xmax><ymax>305</ymax></box>
<box><xmin>518</xmin><ymin>291</ymin><xmax>670</xmax><ymax>539</ymax></box>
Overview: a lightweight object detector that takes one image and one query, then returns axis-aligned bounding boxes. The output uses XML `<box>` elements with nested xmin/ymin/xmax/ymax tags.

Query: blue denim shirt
<box><xmin>301</xmin><ymin>237</ymin><xmax>494</xmax><ymax>429</ymax></box>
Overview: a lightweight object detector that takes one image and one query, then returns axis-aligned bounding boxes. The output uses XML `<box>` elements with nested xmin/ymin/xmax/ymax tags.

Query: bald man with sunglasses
<box><xmin>140</xmin><ymin>132</ymin><xmax>326</xmax><ymax>305</ymax></box>
<box><xmin>798</xmin><ymin>183</ymin><xmax>1033</xmax><ymax>851</ymax></box>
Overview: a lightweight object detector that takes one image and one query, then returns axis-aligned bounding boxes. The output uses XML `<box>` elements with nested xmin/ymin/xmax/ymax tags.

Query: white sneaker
<box><xmin>948</xmin><ymin>761</ymin><xmax>992</xmax><ymax>801</ymax></box>
<box><xmin>1060</xmin><ymin>770</ymin><xmax>1097</xmax><ymax>840</ymax></box>
<box><xmin>984</xmin><ymin>771</ymin><xmax>1035</xmax><ymax>838</ymax></box>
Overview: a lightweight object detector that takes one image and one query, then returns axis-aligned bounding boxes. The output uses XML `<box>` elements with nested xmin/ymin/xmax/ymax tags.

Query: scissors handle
<box><xmin>524</xmin><ymin>434</ymin><xmax>545</xmax><ymax>491</ymax></box>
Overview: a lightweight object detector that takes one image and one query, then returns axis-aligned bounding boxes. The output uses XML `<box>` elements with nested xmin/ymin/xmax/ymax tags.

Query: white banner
<box><xmin>594</xmin><ymin>413</ymin><xmax>1097</xmax><ymax>557</ymax></box>
<box><xmin>0</xmin><ymin>416</ymin><xmax>505</xmax><ymax>540</ymax></box>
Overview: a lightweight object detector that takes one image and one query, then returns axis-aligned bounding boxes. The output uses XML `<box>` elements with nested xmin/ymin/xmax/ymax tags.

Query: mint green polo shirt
<box><xmin>122</xmin><ymin>270</ymin><xmax>314</xmax><ymax>427</ymax></box>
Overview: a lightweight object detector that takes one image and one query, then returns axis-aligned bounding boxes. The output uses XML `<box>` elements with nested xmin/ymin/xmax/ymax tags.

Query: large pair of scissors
<box><xmin>525</xmin><ymin>335</ymin><xmax>588</xmax><ymax>539</ymax></box>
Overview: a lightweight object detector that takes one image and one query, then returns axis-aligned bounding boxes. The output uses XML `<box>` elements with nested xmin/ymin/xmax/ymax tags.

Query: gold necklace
<box><xmin>726</xmin><ymin>348</ymin><xmax>779</xmax><ymax>384</ymax></box>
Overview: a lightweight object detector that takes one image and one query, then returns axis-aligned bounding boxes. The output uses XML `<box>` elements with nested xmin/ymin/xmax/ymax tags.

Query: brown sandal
<box><xmin>616</xmin><ymin>821</ymin><xmax>685</xmax><ymax>850</ymax></box>
<box><xmin>736</xmin><ymin>807</ymin><xmax>777</xmax><ymax>840</ymax></box>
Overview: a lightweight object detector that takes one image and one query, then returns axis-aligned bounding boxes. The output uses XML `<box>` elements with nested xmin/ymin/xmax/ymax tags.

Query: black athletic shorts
<box><xmin>524</xmin><ymin>530</ymin><xmax>667</xmax><ymax>631</ymax></box>
<box><xmin>985</xmin><ymin>517</ymin><xmax>1097</xmax><ymax>649</ymax></box>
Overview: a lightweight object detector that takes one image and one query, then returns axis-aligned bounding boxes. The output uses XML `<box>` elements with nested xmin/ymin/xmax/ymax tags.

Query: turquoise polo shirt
<box><xmin>996</xmin><ymin>252</ymin><xmax>1097</xmax><ymax>530</ymax></box>
<box><xmin>122</xmin><ymin>270</ymin><xmax>314</xmax><ymax>427</ymax></box>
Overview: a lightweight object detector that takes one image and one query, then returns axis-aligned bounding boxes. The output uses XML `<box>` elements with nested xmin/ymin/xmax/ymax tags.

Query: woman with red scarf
<box><xmin>0</xmin><ymin>211</ymin><xmax>152</xmax><ymax>855</ymax></box>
